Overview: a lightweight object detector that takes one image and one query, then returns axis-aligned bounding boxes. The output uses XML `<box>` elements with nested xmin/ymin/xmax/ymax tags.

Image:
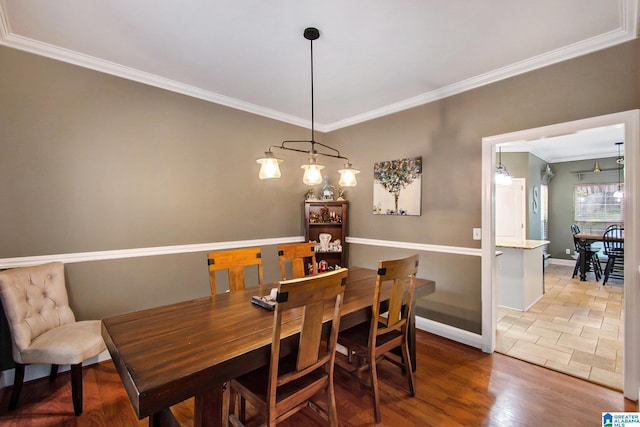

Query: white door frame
<box><xmin>481</xmin><ymin>110</ymin><xmax>640</xmax><ymax>400</ymax></box>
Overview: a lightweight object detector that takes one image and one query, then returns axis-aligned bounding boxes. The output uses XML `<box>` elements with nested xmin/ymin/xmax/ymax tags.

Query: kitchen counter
<box><xmin>497</xmin><ymin>239</ymin><xmax>550</xmax><ymax>249</ymax></box>
<box><xmin>497</xmin><ymin>239</ymin><xmax>549</xmax><ymax>311</ymax></box>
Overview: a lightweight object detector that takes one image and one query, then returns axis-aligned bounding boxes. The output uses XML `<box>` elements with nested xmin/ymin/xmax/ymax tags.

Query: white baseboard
<box><xmin>0</xmin><ymin>350</ymin><xmax>111</xmax><ymax>389</ymax></box>
<box><xmin>0</xmin><ymin>320</ymin><xmax>481</xmax><ymax>389</ymax></box>
<box><xmin>549</xmin><ymin>257</ymin><xmax>575</xmax><ymax>267</ymax></box>
<box><xmin>415</xmin><ymin>316</ymin><xmax>483</xmax><ymax>349</ymax></box>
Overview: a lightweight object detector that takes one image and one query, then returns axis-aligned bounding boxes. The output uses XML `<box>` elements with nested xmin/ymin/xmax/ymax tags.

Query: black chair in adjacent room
<box><xmin>602</xmin><ymin>225</ymin><xmax>624</xmax><ymax>285</ymax></box>
<box><xmin>571</xmin><ymin>225</ymin><xmax>602</xmax><ymax>281</ymax></box>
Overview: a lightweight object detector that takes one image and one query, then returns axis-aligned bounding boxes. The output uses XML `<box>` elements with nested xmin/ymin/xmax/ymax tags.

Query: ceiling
<box><xmin>0</xmin><ymin>1</ymin><xmax>637</xmax><ymax>161</ymax></box>
<box><xmin>500</xmin><ymin>123</ymin><xmax>626</xmax><ymax>163</ymax></box>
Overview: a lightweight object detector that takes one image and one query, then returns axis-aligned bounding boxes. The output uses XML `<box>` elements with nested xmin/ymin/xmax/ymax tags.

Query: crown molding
<box><xmin>324</xmin><ymin>9</ymin><xmax>639</xmax><ymax>131</ymax></box>
<box><xmin>1</xmin><ymin>0</ymin><xmax>637</xmax><ymax>132</ymax></box>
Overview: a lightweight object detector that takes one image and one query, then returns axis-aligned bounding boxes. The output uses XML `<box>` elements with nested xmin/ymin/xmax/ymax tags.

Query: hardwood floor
<box><xmin>0</xmin><ymin>330</ymin><xmax>634</xmax><ymax>426</ymax></box>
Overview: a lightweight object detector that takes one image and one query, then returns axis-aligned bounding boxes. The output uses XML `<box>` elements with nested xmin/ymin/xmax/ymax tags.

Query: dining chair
<box><xmin>277</xmin><ymin>242</ymin><xmax>318</xmax><ymax>279</ymax></box>
<box><xmin>602</xmin><ymin>225</ymin><xmax>624</xmax><ymax>285</ymax></box>
<box><xmin>335</xmin><ymin>254</ymin><xmax>418</xmax><ymax>424</ymax></box>
<box><xmin>571</xmin><ymin>225</ymin><xmax>602</xmax><ymax>281</ymax></box>
<box><xmin>0</xmin><ymin>262</ymin><xmax>106</xmax><ymax>415</ymax></box>
<box><xmin>207</xmin><ymin>247</ymin><xmax>264</xmax><ymax>294</ymax></box>
<box><xmin>228</xmin><ymin>267</ymin><xmax>348</xmax><ymax>427</ymax></box>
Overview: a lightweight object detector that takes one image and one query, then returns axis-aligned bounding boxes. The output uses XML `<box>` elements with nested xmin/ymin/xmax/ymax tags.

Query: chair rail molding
<box><xmin>0</xmin><ymin>236</ymin><xmax>305</xmax><ymax>269</ymax></box>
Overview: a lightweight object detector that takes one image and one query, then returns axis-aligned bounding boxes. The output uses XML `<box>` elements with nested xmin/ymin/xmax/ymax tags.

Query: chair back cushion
<box><xmin>0</xmin><ymin>262</ymin><xmax>75</xmax><ymax>357</ymax></box>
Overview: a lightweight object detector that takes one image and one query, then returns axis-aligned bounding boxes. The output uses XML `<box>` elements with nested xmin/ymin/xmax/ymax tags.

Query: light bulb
<box><xmin>256</xmin><ymin>152</ymin><xmax>283</xmax><ymax>179</ymax></box>
<box><xmin>338</xmin><ymin>164</ymin><xmax>360</xmax><ymax>187</ymax></box>
<box><xmin>301</xmin><ymin>163</ymin><xmax>324</xmax><ymax>185</ymax></box>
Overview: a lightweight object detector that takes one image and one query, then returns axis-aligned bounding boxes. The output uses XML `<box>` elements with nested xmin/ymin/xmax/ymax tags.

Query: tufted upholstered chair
<box><xmin>0</xmin><ymin>262</ymin><xmax>106</xmax><ymax>415</ymax></box>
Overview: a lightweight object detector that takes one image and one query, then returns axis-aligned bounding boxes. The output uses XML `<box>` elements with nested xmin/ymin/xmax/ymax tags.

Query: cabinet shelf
<box><xmin>305</xmin><ymin>201</ymin><xmax>348</xmax><ymax>269</ymax></box>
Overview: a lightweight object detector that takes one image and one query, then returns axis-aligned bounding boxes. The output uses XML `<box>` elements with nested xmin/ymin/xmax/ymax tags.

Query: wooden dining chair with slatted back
<box><xmin>228</xmin><ymin>267</ymin><xmax>349</xmax><ymax>427</ymax></box>
<box><xmin>0</xmin><ymin>262</ymin><xmax>106</xmax><ymax>416</ymax></box>
<box><xmin>207</xmin><ymin>247</ymin><xmax>264</xmax><ymax>294</ymax></box>
<box><xmin>277</xmin><ymin>242</ymin><xmax>318</xmax><ymax>279</ymax></box>
<box><xmin>207</xmin><ymin>246</ymin><xmax>264</xmax><ymax>425</ymax></box>
<box><xmin>335</xmin><ymin>254</ymin><xmax>419</xmax><ymax>424</ymax></box>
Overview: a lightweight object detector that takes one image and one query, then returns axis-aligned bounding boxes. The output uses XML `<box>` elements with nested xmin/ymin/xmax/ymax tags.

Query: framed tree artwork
<box><xmin>373</xmin><ymin>156</ymin><xmax>422</xmax><ymax>215</ymax></box>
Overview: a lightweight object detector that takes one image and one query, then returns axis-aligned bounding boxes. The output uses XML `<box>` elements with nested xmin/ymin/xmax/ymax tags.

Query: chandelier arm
<box><xmin>312</xmin><ymin>141</ymin><xmax>347</xmax><ymax>160</ymax></box>
<box><xmin>274</xmin><ymin>140</ymin><xmax>348</xmax><ymax>161</ymax></box>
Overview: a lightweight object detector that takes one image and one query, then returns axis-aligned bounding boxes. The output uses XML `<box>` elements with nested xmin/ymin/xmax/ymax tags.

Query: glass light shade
<box><xmin>256</xmin><ymin>152</ymin><xmax>283</xmax><ymax>179</ymax></box>
<box><xmin>338</xmin><ymin>165</ymin><xmax>360</xmax><ymax>187</ymax></box>
<box><xmin>495</xmin><ymin>165</ymin><xmax>512</xmax><ymax>186</ymax></box>
<box><xmin>301</xmin><ymin>163</ymin><xmax>324</xmax><ymax>185</ymax></box>
<box><xmin>613</xmin><ymin>187</ymin><xmax>624</xmax><ymax>199</ymax></box>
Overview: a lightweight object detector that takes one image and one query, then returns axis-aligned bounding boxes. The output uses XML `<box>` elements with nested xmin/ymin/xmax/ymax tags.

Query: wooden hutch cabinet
<box><xmin>304</xmin><ymin>201</ymin><xmax>348</xmax><ymax>269</ymax></box>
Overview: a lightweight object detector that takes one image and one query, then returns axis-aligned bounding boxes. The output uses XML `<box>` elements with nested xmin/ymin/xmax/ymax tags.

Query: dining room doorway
<box><xmin>480</xmin><ymin>110</ymin><xmax>639</xmax><ymax>400</ymax></box>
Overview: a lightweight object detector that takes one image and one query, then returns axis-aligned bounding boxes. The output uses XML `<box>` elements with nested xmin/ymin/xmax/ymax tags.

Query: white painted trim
<box><xmin>481</xmin><ymin>110</ymin><xmax>640</xmax><ymax>401</ymax></box>
<box><xmin>0</xmin><ymin>236</ymin><xmax>483</xmax><ymax>388</ymax></box>
<box><xmin>0</xmin><ymin>236</ymin><xmax>305</xmax><ymax>269</ymax></box>
<box><xmin>0</xmin><ymin>350</ymin><xmax>111</xmax><ymax>389</ymax></box>
<box><xmin>346</xmin><ymin>237</ymin><xmax>481</xmax><ymax>257</ymax></box>
<box><xmin>0</xmin><ymin>236</ymin><xmax>478</xmax><ymax>269</ymax></box>
<box><xmin>0</xmin><ymin>318</ymin><xmax>481</xmax><ymax>389</ymax></box>
<box><xmin>0</xmin><ymin>0</ymin><xmax>637</xmax><ymax>132</ymax></box>
<box><xmin>416</xmin><ymin>316</ymin><xmax>483</xmax><ymax>349</ymax></box>
<box><xmin>549</xmin><ymin>258</ymin><xmax>575</xmax><ymax>267</ymax></box>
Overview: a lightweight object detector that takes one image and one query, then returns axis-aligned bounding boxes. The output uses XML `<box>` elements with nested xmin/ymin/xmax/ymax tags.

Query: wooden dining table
<box><xmin>574</xmin><ymin>232</ymin><xmax>624</xmax><ymax>281</ymax></box>
<box><xmin>101</xmin><ymin>266</ymin><xmax>435</xmax><ymax>427</ymax></box>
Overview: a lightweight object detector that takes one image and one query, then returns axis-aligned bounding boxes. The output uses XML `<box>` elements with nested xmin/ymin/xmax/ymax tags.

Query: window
<box><xmin>574</xmin><ymin>183</ymin><xmax>624</xmax><ymax>225</ymax></box>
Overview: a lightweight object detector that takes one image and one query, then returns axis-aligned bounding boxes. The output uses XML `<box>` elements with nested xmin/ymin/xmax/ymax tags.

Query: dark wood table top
<box><xmin>101</xmin><ymin>266</ymin><xmax>434</xmax><ymax>425</ymax></box>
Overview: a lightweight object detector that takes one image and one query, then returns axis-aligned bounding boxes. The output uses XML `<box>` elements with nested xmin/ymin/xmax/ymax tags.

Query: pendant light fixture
<box><xmin>257</xmin><ymin>27</ymin><xmax>359</xmax><ymax>186</ymax></box>
<box><xmin>613</xmin><ymin>141</ymin><xmax>624</xmax><ymax>199</ymax></box>
<box><xmin>495</xmin><ymin>146</ymin><xmax>512</xmax><ymax>186</ymax></box>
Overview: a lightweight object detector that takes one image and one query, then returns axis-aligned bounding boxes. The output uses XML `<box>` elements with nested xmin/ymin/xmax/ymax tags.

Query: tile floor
<box><xmin>496</xmin><ymin>263</ymin><xmax>623</xmax><ymax>391</ymax></box>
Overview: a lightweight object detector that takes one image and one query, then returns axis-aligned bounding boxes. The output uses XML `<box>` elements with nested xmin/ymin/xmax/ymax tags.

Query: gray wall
<box><xmin>548</xmin><ymin>156</ymin><xmax>624</xmax><ymax>260</ymax></box>
<box><xmin>1</xmin><ymin>39</ymin><xmax>639</xmax><ymax>344</ymax></box>
<box><xmin>0</xmin><ymin>45</ymin><xmax>314</xmax><ymax>319</ymax></box>
<box><xmin>324</xmin><ymin>39</ymin><xmax>639</xmax><ymax>331</ymax></box>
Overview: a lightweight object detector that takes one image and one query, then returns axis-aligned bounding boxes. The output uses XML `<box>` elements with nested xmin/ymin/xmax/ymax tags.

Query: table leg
<box><xmin>194</xmin><ymin>384</ymin><xmax>225</xmax><ymax>427</ymax></box>
<box><xmin>148</xmin><ymin>408</ymin><xmax>180</xmax><ymax>427</ymax></box>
